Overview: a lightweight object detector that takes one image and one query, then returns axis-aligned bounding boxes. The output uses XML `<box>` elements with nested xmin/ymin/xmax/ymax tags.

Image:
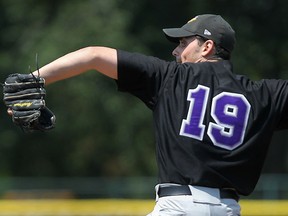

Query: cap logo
<box><xmin>204</xmin><ymin>29</ymin><xmax>211</xmax><ymax>36</ymax></box>
<box><xmin>187</xmin><ymin>16</ymin><xmax>198</xmax><ymax>23</ymax></box>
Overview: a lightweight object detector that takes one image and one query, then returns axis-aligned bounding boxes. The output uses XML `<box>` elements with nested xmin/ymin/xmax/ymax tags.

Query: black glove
<box><xmin>3</xmin><ymin>73</ymin><xmax>56</xmax><ymax>132</ymax></box>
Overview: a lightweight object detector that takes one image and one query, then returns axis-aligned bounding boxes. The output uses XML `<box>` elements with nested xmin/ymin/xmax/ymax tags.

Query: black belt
<box><xmin>158</xmin><ymin>185</ymin><xmax>239</xmax><ymax>201</ymax></box>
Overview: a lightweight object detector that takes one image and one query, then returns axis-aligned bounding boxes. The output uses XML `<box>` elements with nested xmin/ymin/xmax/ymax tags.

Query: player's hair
<box><xmin>195</xmin><ymin>36</ymin><xmax>231</xmax><ymax>60</ymax></box>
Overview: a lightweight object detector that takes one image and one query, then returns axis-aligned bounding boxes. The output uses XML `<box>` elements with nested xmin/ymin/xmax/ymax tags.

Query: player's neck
<box><xmin>196</xmin><ymin>56</ymin><xmax>221</xmax><ymax>63</ymax></box>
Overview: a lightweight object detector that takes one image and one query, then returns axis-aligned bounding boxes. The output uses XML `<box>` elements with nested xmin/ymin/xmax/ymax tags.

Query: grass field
<box><xmin>0</xmin><ymin>199</ymin><xmax>287</xmax><ymax>216</ymax></box>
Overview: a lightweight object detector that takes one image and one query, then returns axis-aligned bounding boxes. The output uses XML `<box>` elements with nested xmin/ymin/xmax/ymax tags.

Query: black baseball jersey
<box><xmin>116</xmin><ymin>50</ymin><xmax>288</xmax><ymax>196</ymax></box>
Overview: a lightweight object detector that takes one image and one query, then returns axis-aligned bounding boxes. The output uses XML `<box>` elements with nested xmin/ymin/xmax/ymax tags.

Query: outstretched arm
<box><xmin>33</xmin><ymin>46</ymin><xmax>118</xmax><ymax>85</ymax></box>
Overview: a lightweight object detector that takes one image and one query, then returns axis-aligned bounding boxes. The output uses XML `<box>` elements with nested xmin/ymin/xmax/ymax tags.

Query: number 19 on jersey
<box><xmin>180</xmin><ymin>85</ymin><xmax>251</xmax><ymax>150</ymax></box>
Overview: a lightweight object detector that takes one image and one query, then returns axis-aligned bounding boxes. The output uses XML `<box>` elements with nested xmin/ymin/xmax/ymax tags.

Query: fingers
<box><xmin>7</xmin><ymin>108</ymin><xmax>12</xmax><ymax>116</ymax></box>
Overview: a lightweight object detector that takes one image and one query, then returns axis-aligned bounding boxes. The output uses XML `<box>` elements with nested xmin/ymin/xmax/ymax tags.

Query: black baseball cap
<box><xmin>163</xmin><ymin>14</ymin><xmax>236</xmax><ymax>53</ymax></box>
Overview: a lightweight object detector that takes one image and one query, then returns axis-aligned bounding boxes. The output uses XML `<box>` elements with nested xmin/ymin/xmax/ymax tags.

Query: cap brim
<box><xmin>163</xmin><ymin>28</ymin><xmax>196</xmax><ymax>43</ymax></box>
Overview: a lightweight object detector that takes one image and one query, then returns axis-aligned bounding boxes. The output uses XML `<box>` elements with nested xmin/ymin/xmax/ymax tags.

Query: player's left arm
<box><xmin>33</xmin><ymin>46</ymin><xmax>118</xmax><ymax>85</ymax></box>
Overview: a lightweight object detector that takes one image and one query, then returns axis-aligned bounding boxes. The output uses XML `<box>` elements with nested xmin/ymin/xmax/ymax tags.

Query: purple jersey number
<box><xmin>180</xmin><ymin>85</ymin><xmax>251</xmax><ymax>150</ymax></box>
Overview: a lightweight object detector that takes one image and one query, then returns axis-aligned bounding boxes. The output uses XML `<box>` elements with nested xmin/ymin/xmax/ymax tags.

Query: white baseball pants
<box><xmin>147</xmin><ymin>184</ymin><xmax>241</xmax><ymax>216</ymax></box>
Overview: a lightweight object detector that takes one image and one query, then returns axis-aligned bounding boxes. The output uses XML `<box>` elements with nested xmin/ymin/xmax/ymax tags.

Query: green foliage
<box><xmin>0</xmin><ymin>0</ymin><xmax>155</xmax><ymax>177</ymax></box>
<box><xmin>0</xmin><ymin>0</ymin><xmax>288</xmax><ymax>177</ymax></box>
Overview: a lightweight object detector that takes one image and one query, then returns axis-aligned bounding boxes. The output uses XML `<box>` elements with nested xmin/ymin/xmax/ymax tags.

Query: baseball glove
<box><xmin>3</xmin><ymin>73</ymin><xmax>56</xmax><ymax>132</ymax></box>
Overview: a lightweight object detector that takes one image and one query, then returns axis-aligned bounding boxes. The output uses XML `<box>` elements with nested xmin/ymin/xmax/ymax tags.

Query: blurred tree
<box><xmin>0</xmin><ymin>0</ymin><xmax>156</xmax><ymax>177</ymax></box>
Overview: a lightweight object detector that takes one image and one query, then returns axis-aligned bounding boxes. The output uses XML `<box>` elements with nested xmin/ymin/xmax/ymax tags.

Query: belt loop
<box><xmin>155</xmin><ymin>184</ymin><xmax>160</xmax><ymax>201</ymax></box>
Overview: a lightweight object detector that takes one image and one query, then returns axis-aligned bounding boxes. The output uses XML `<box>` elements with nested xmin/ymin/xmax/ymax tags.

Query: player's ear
<box><xmin>201</xmin><ymin>40</ymin><xmax>215</xmax><ymax>57</ymax></box>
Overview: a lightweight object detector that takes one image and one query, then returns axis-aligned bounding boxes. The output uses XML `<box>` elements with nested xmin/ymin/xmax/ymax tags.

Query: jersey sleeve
<box><xmin>116</xmin><ymin>49</ymin><xmax>176</xmax><ymax>109</ymax></box>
